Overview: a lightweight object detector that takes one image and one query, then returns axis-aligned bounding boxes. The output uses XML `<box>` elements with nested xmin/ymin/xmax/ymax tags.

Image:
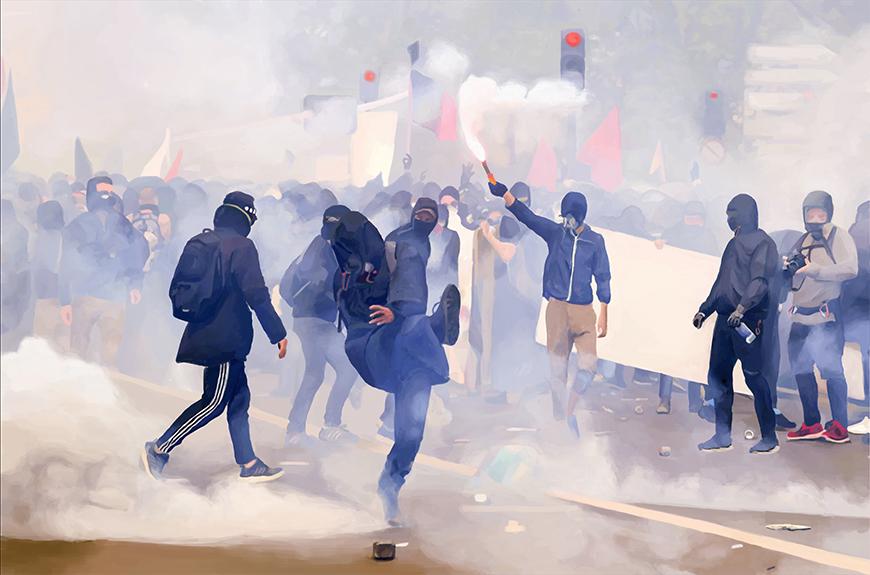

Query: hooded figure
<box><xmin>662</xmin><ymin>201</ymin><xmax>719</xmax><ymax>256</ymax></box>
<box><xmin>842</xmin><ymin>200</ymin><xmax>870</xmax><ymax>410</ymax></box>
<box><xmin>599</xmin><ymin>206</ymin><xmax>652</xmax><ymax>239</ymax></box>
<box><xmin>803</xmin><ymin>190</ymin><xmax>834</xmax><ymax>240</ymax></box>
<box><xmin>489</xmin><ymin>182</ymin><xmax>611</xmax><ymax>438</ymax></box>
<box><xmin>694</xmin><ymin>193</ymin><xmax>779</xmax><ymax>453</ymax></box>
<box><xmin>280</xmin><ymin>204</ymin><xmax>359</xmax><ymax>443</ymax></box>
<box><xmin>784</xmin><ymin>191</ymin><xmax>859</xmax><ymax>442</ymax></box>
<box><xmin>331</xmin><ymin>207</ymin><xmax>456</xmax><ymax>525</ymax></box>
<box><xmin>31</xmin><ymin>201</ymin><xmax>69</xmax><ymax>349</ymax></box>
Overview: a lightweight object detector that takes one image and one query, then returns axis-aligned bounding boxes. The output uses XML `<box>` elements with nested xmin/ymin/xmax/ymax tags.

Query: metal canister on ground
<box><xmin>373</xmin><ymin>542</ymin><xmax>396</xmax><ymax>561</ymax></box>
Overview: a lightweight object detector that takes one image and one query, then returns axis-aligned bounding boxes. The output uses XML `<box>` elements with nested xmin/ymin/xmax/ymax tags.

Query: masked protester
<box><xmin>280</xmin><ymin>205</ymin><xmax>360</xmax><ymax>445</ymax></box>
<box><xmin>142</xmin><ymin>192</ymin><xmax>289</xmax><ymax>483</ymax></box>
<box><xmin>694</xmin><ymin>194</ymin><xmax>779</xmax><ymax>454</ymax></box>
<box><xmin>843</xmin><ymin>201</ymin><xmax>869</xmax><ymax>434</ymax></box>
<box><xmin>57</xmin><ymin>176</ymin><xmax>149</xmax><ymax>367</ymax></box>
<box><xmin>784</xmin><ymin>191</ymin><xmax>859</xmax><ymax>444</ymax></box>
<box><xmin>490</xmin><ymin>182</ymin><xmax>611</xmax><ymax>439</ymax></box>
<box><xmin>331</xmin><ymin>199</ymin><xmax>460</xmax><ymax>526</ymax></box>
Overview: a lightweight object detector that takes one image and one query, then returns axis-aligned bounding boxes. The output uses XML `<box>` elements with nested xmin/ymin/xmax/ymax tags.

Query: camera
<box><xmin>784</xmin><ymin>253</ymin><xmax>807</xmax><ymax>277</ymax></box>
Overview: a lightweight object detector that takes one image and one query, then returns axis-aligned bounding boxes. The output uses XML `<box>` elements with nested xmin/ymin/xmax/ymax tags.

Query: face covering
<box><xmin>725</xmin><ymin>193</ymin><xmax>759</xmax><ymax>235</ymax></box>
<box><xmin>410</xmin><ymin>198</ymin><xmax>438</xmax><ymax>237</ymax></box>
<box><xmin>802</xmin><ymin>190</ymin><xmax>833</xmax><ymax>240</ymax></box>
<box><xmin>560</xmin><ymin>192</ymin><xmax>587</xmax><ymax>231</ymax></box>
<box><xmin>321</xmin><ymin>205</ymin><xmax>351</xmax><ymax>241</ymax></box>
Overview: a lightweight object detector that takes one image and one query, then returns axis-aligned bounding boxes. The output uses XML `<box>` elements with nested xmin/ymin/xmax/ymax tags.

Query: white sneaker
<box><xmin>847</xmin><ymin>416</ymin><xmax>870</xmax><ymax>435</ymax></box>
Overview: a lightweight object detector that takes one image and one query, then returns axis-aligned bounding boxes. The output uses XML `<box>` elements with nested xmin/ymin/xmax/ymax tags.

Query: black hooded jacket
<box><xmin>176</xmin><ymin>205</ymin><xmax>286</xmax><ymax>366</ymax></box>
<box><xmin>383</xmin><ymin>198</ymin><xmax>437</xmax><ymax>318</ymax></box>
<box><xmin>699</xmin><ymin>194</ymin><xmax>777</xmax><ymax>317</ymax></box>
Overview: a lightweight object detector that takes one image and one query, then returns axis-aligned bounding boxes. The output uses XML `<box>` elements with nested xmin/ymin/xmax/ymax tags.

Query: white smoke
<box><xmin>0</xmin><ymin>338</ymin><xmax>380</xmax><ymax>543</ymax></box>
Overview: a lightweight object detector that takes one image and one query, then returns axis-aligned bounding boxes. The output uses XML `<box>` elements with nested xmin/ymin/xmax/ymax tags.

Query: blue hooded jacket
<box><xmin>507</xmin><ymin>193</ymin><xmax>611</xmax><ymax>305</ymax></box>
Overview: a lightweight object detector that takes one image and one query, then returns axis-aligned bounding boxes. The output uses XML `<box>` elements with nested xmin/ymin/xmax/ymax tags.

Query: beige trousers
<box><xmin>70</xmin><ymin>296</ymin><xmax>125</xmax><ymax>367</ymax></box>
<box><xmin>545</xmin><ymin>298</ymin><xmax>598</xmax><ymax>394</ymax></box>
<box><xmin>33</xmin><ymin>298</ymin><xmax>70</xmax><ymax>353</ymax></box>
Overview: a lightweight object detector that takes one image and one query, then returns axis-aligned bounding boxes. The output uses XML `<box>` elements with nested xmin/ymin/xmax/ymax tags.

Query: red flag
<box><xmin>164</xmin><ymin>148</ymin><xmax>183</xmax><ymax>181</ymax></box>
<box><xmin>527</xmin><ymin>137</ymin><xmax>557</xmax><ymax>192</ymax></box>
<box><xmin>435</xmin><ymin>93</ymin><xmax>457</xmax><ymax>141</ymax></box>
<box><xmin>577</xmin><ymin>106</ymin><xmax>622</xmax><ymax>191</ymax></box>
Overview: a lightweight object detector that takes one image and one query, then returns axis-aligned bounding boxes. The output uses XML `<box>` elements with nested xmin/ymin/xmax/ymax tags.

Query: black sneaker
<box><xmin>436</xmin><ymin>284</ymin><xmax>461</xmax><ymax>345</ymax></box>
<box><xmin>775</xmin><ymin>412</ymin><xmax>796</xmax><ymax>430</ymax></box>
<box><xmin>141</xmin><ymin>441</ymin><xmax>169</xmax><ymax>479</ymax></box>
<box><xmin>239</xmin><ymin>458</ymin><xmax>284</xmax><ymax>483</ymax></box>
<box><xmin>697</xmin><ymin>434</ymin><xmax>732</xmax><ymax>452</ymax></box>
<box><xmin>749</xmin><ymin>436</ymin><xmax>780</xmax><ymax>455</ymax></box>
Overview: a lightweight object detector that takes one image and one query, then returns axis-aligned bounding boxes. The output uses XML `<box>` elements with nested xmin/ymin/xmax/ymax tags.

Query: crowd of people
<box><xmin>1</xmin><ymin>160</ymin><xmax>868</xmax><ymax>522</ymax></box>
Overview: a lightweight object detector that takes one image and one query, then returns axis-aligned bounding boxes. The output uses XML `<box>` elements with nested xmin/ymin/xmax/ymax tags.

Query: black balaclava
<box><xmin>560</xmin><ymin>192</ymin><xmax>588</xmax><ymax>230</ymax></box>
<box><xmin>37</xmin><ymin>201</ymin><xmax>65</xmax><ymax>231</ymax></box>
<box><xmin>725</xmin><ymin>194</ymin><xmax>759</xmax><ymax>234</ymax></box>
<box><xmin>85</xmin><ymin>176</ymin><xmax>116</xmax><ymax>212</ymax></box>
<box><xmin>802</xmin><ymin>190</ymin><xmax>833</xmax><ymax>240</ymax></box>
<box><xmin>321</xmin><ymin>204</ymin><xmax>351</xmax><ymax>241</ymax></box>
<box><xmin>214</xmin><ymin>191</ymin><xmax>257</xmax><ymax>237</ymax></box>
<box><xmin>510</xmin><ymin>181</ymin><xmax>532</xmax><ymax>208</ymax></box>
<box><xmin>410</xmin><ymin>197</ymin><xmax>438</xmax><ymax>237</ymax></box>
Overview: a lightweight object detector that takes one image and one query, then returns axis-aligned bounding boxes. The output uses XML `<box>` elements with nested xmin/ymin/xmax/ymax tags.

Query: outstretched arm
<box><xmin>489</xmin><ymin>182</ymin><xmax>560</xmax><ymax>241</ymax></box>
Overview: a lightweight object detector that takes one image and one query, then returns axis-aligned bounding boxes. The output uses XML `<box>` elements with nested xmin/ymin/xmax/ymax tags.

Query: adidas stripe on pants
<box><xmin>156</xmin><ymin>359</ymin><xmax>256</xmax><ymax>465</ymax></box>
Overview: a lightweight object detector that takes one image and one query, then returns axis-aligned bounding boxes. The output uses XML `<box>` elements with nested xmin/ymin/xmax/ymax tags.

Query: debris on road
<box><xmin>474</xmin><ymin>493</ymin><xmax>489</xmax><ymax>504</ymax></box>
<box><xmin>372</xmin><ymin>542</ymin><xmax>396</xmax><ymax>561</ymax></box>
<box><xmin>744</xmin><ymin>429</ymin><xmax>756</xmax><ymax>440</ymax></box>
<box><xmin>396</xmin><ymin>542</ymin><xmax>409</xmax><ymax>548</ymax></box>
<box><xmin>765</xmin><ymin>524</ymin><xmax>811</xmax><ymax>531</ymax></box>
<box><xmin>453</xmin><ymin>438</ymin><xmax>471</xmax><ymax>444</ymax></box>
<box><xmin>634</xmin><ymin>405</ymin><xmax>644</xmax><ymax>415</ymax></box>
<box><xmin>506</xmin><ymin>427</ymin><xmax>537</xmax><ymax>432</ymax></box>
<box><xmin>504</xmin><ymin>520</ymin><xmax>526</xmax><ymax>534</ymax></box>
<box><xmin>602</xmin><ymin>406</ymin><xmax>615</xmax><ymax>414</ymax></box>
<box><xmin>658</xmin><ymin>446</ymin><xmax>671</xmax><ymax>457</ymax></box>
<box><xmin>278</xmin><ymin>460</ymin><xmax>310</xmax><ymax>466</ymax></box>
<box><xmin>731</xmin><ymin>543</ymin><xmax>744</xmax><ymax>549</ymax></box>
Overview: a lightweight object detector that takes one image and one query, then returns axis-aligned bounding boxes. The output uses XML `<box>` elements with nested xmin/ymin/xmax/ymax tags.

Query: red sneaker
<box><xmin>787</xmin><ymin>422</ymin><xmax>824</xmax><ymax>441</ymax></box>
<box><xmin>822</xmin><ymin>421</ymin><xmax>851</xmax><ymax>444</ymax></box>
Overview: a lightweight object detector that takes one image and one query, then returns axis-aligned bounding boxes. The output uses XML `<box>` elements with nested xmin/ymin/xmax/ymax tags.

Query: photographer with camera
<box><xmin>785</xmin><ymin>191</ymin><xmax>858</xmax><ymax>444</ymax></box>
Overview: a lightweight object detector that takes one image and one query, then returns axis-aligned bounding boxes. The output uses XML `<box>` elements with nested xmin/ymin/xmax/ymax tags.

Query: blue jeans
<box><xmin>157</xmin><ymin>359</ymin><xmax>256</xmax><ymax>465</ymax></box>
<box><xmin>658</xmin><ymin>375</ymin><xmax>704</xmax><ymax>412</ymax></box>
<box><xmin>378</xmin><ymin>370</ymin><xmax>433</xmax><ymax>493</ymax></box>
<box><xmin>287</xmin><ymin>317</ymin><xmax>358</xmax><ymax>432</ymax></box>
<box><xmin>788</xmin><ymin>320</ymin><xmax>849</xmax><ymax>426</ymax></box>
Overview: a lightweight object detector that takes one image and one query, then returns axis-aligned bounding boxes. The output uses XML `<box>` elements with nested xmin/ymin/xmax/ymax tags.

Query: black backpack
<box><xmin>331</xmin><ymin>212</ymin><xmax>390</xmax><ymax>330</ymax></box>
<box><xmin>169</xmin><ymin>229</ymin><xmax>225</xmax><ymax>322</ymax></box>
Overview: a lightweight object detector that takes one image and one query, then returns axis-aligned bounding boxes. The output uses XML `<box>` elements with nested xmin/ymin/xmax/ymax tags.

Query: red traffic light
<box><xmin>364</xmin><ymin>70</ymin><xmax>377</xmax><ymax>82</ymax></box>
<box><xmin>565</xmin><ymin>32</ymin><xmax>582</xmax><ymax>47</ymax></box>
<box><xmin>709</xmin><ymin>91</ymin><xmax>719</xmax><ymax>100</ymax></box>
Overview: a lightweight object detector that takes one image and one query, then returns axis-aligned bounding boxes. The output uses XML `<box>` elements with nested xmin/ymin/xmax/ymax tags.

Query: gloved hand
<box><xmin>727</xmin><ymin>306</ymin><xmax>745</xmax><ymax>328</ymax></box>
<box><xmin>692</xmin><ymin>312</ymin><xmax>706</xmax><ymax>329</ymax></box>
<box><xmin>488</xmin><ymin>181</ymin><xmax>508</xmax><ymax>198</ymax></box>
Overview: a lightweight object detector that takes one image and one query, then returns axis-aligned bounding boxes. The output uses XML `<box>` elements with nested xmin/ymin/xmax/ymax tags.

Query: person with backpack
<box><xmin>142</xmin><ymin>191</ymin><xmax>289</xmax><ymax>482</ymax></box>
<box><xmin>784</xmin><ymin>191</ymin><xmax>858</xmax><ymax>444</ymax></box>
<box><xmin>330</xmin><ymin>200</ymin><xmax>460</xmax><ymax>526</ymax></box>
<box><xmin>58</xmin><ymin>176</ymin><xmax>149</xmax><ymax>367</ymax></box>
<box><xmin>280</xmin><ymin>205</ymin><xmax>360</xmax><ymax>446</ymax></box>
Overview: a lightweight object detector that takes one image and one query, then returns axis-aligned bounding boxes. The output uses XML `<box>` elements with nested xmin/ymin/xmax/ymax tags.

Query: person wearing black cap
<box><xmin>693</xmin><ymin>194</ymin><xmax>779</xmax><ymax>454</ymax></box>
<box><xmin>58</xmin><ymin>176</ymin><xmax>148</xmax><ymax>367</ymax></box>
<box><xmin>785</xmin><ymin>191</ymin><xmax>858</xmax><ymax>444</ymax></box>
<box><xmin>280</xmin><ymin>205</ymin><xmax>360</xmax><ymax>445</ymax></box>
<box><xmin>142</xmin><ymin>191</ymin><xmax>289</xmax><ymax>482</ymax></box>
<box><xmin>489</xmin><ymin>181</ymin><xmax>611</xmax><ymax>439</ymax></box>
